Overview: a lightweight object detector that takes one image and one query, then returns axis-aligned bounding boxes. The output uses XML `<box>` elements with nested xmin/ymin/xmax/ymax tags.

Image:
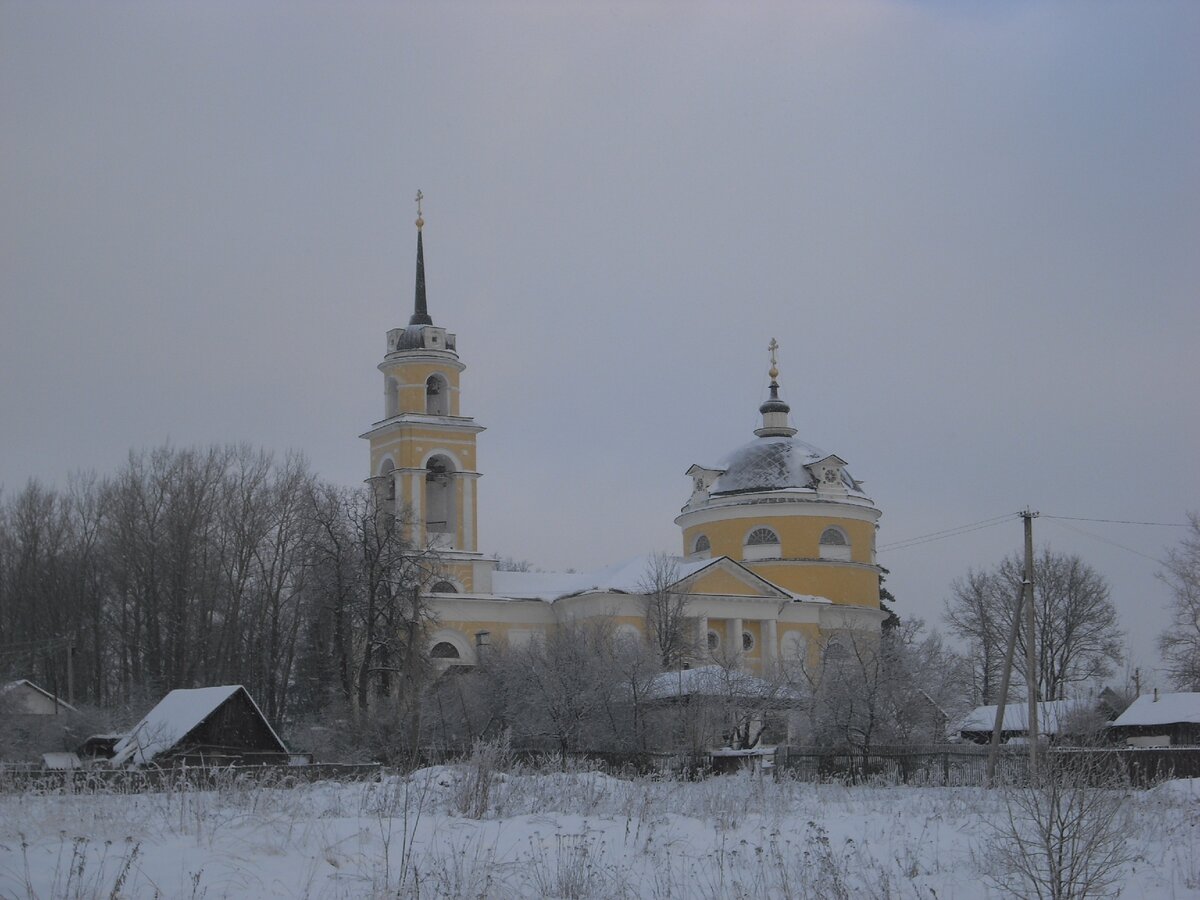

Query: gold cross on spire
<box><xmin>768</xmin><ymin>338</ymin><xmax>780</xmax><ymax>380</ymax></box>
<box><xmin>415</xmin><ymin>189</ymin><xmax>425</xmax><ymax>229</ymax></box>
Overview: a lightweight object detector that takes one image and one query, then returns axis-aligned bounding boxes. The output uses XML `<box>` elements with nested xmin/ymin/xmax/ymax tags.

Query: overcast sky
<box><xmin>2</xmin><ymin>1</ymin><xmax>1197</xmax><ymax>683</ymax></box>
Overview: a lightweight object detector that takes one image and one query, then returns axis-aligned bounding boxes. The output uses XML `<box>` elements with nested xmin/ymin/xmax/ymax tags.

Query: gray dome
<box><xmin>393</xmin><ymin>325</ymin><xmax>427</xmax><ymax>351</ymax></box>
<box><xmin>710</xmin><ymin>435</ymin><xmax>855</xmax><ymax>495</ymax></box>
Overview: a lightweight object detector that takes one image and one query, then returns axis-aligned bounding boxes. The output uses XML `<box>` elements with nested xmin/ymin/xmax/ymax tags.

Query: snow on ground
<box><xmin>1</xmin><ymin>768</ymin><xmax>1197</xmax><ymax>899</ymax></box>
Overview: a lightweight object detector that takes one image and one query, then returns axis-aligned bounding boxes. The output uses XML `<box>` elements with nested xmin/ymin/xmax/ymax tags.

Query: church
<box><xmin>360</xmin><ymin>202</ymin><xmax>885</xmax><ymax>673</ymax></box>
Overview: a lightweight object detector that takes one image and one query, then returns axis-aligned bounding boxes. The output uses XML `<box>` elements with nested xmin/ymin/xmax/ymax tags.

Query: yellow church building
<box><xmin>361</xmin><ymin>206</ymin><xmax>885</xmax><ymax>672</ymax></box>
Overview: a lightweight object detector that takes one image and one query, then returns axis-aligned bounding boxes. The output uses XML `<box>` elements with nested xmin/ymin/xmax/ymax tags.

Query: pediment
<box><xmin>675</xmin><ymin>557</ymin><xmax>790</xmax><ymax>599</ymax></box>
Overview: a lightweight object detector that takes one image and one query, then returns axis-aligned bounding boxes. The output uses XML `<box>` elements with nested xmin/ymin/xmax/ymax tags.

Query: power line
<box><xmin>1041</xmin><ymin>517</ymin><xmax>1167</xmax><ymax>566</ymax></box>
<box><xmin>1042</xmin><ymin>515</ymin><xmax>1189</xmax><ymax>528</ymax></box>
<box><xmin>878</xmin><ymin>513</ymin><xmax>1018</xmax><ymax>553</ymax></box>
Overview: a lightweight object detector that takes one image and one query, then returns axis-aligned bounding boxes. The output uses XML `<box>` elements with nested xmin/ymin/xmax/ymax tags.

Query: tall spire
<box><xmin>755</xmin><ymin>337</ymin><xmax>797</xmax><ymax>438</ymax></box>
<box><xmin>410</xmin><ymin>189</ymin><xmax>432</xmax><ymax>326</ymax></box>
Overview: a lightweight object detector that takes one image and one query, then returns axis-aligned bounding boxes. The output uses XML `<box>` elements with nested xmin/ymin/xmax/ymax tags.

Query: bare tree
<box><xmin>640</xmin><ymin>553</ymin><xmax>694</xmax><ymax>668</ymax></box>
<box><xmin>945</xmin><ymin>567</ymin><xmax>1007</xmax><ymax>704</ymax></box>
<box><xmin>945</xmin><ymin>549</ymin><xmax>1124</xmax><ymax>702</ymax></box>
<box><xmin>984</xmin><ymin>748</ymin><xmax>1134</xmax><ymax>900</ymax></box>
<box><xmin>1157</xmin><ymin>511</ymin><xmax>1200</xmax><ymax>691</ymax></box>
<box><xmin>791</xmin><ymin>617</ymin><xmax>967</xmax><ymax>755</ymax></box>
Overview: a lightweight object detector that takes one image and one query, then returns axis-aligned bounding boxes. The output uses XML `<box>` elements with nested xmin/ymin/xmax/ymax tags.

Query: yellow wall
<box><xmin>381</xmin><ymin>360</ymin><xmax>463</xmax><ymax>416</ymax></box>
<box><xmin>684</xmin><ymin>516</ymin><xmax>875</xmax><ymax>565</ymax></box>
<box><xmin>744</xmin><ymin>562</ymin><xmax>878</xmax><ymax>607</ymax></box>
<box><xmin>687</xmin><ymin>567</ymin><xmax>772</xmax><ymax>597</ymax></box>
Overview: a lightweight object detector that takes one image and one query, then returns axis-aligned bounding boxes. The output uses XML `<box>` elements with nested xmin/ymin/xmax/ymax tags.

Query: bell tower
<box><xmin>360</xmin><ymin>193</ymin><xmax>493</xmax><ymax>593</ymax></box>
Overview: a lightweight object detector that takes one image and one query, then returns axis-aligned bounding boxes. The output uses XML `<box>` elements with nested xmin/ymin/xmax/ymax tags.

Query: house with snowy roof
<box><xmin>361</xmin><ymin>210</ymin><xmax>887</xmax><ymax>676</ymax></box>
<box><xmin>109</xmin><ymin>685</ymin><xmax>288</xmax><ymax>767</ymax></box>
<box><xmin>0</xmin><ymin>679</ymin><xmax>76</xmax><ymax>716</ymax></box>
<box><xmin>958</xmin><ymin>698</ymin><xmax>1100</xmax><ymax>744</ymax></box>
<box><xmin>641</xmin><ymin>664</ymin><xmax>801</xmax><ymax>751</ymax></box>
<box><xmin>1108</xmin><ymin>691</ymin><xmax>1200</xmax><ymax>747</ymax></box>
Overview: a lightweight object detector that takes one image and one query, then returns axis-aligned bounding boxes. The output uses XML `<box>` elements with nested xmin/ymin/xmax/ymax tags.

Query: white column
<box><xmin>727</xmin><ymin>617</ymin><xmax>743</xmax><ymax>655</ymax></box>
<box><xmin>697</xmin><ymin>615</ymin><xmax>709</xmax><ymax>656</ymax></box>
<box><xmin>764</xmin><ymin>619</ymin><xmax>778</xmax><ymax>666</ymax></box>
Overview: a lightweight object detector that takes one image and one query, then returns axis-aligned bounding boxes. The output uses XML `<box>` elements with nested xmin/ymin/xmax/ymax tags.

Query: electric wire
<box><xmin>1041</xmin><ymin>515</ymin><xmax>1188</xmax><ymax>528</ymax></box>
<box><xmin>878</xmin><ymin>513</ymin><xmax>1018</xmax><ymax>553</ymax></box>
<box><xmin>1040</xmin><ymin>517</ymin><xmax>1167</xmax><ymax>567</ymax></box>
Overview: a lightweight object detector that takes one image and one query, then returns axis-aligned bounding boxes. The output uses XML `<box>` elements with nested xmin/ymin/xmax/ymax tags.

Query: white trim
<box><xmin>420</xmin><ymin>448</ymin><xmax>464</xmax><ymax>471</ymax></box>
<box><xmin>676</xmin><ymin>494</ymin><xmax>880</xmax><ymax>529</ymax></box>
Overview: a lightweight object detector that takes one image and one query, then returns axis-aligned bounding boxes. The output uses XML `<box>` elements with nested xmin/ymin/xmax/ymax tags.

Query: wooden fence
<box><xmin>774</xmin><ymin>744</ymin><xmax>1200</xmax><ymax>787</ymax></box>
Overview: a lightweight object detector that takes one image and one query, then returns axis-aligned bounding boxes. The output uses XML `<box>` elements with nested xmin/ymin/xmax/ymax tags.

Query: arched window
<box><xmin>744</xmin><ymin>526</ymin><xmax>781</xmax><ymax>560</ymax></box>
<box><xmin>425</xmin><ymin>455</ymin><xmax>455</xmax><ymax>538</ymax></box>
<box><xmin>819</xmin><ymin>526</ymin><xmax>852</xmax><ymax>561</ymax></box>
<box><xmin>426</xmin><ymin>374</ymin><xmax>449</xmax><ymax>416</ymax></box>
<box><xmin>379</xmin><ymin>458</ymin><xmax>396</xmax><ymax>501</ymax></box>
<box><xmin>430</xmin><ymin>641</ymin><xmax>460</xmax><ymax>659</ymax></box>
<box><xmin>747</xmin><ymin>527</ymin><xmax>779</xmax><ymax>545</ymax></box>
<box><xmin>693</xmin><ymin>534</ymin><xmax>711</xmax><ymax>555</ymax></box>
<box><xmin>430</xmin><ymin>581</ymin><xmax>457</xmax><ymax>593</ymax></box>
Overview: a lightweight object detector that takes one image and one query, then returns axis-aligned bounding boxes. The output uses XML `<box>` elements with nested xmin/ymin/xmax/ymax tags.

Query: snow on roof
<box><xmin>707</xmin><ymin>435</ymin><xmax>864</xmax><ymax>496</ymax></box>
<box><xmin>645</xmin><ymin>664</ymin><xmax>800</xmax><ymax>702</ymax></box>
<box><xmin>1110</xmin><ymin>692</ymin><xmax>1200</xmax><ymax>728</ymax></box>
<box><xmin>0</xmin><ymin>678</ymin><xmax>77</xmax><ymax>712</ymax></box>
<box><xmin>492</xmin><ymin>554</ymin><xmax>721</xmax><ymax>603</ymax></box>
<box><xmin>110</xmin><ymin>685</ymin><xmax>285</xmax><ymax>766</ymax></box>
<box><xmin>959</xmin><ymin>699</ymin><xmax>1091</xmax><ymax>736</ymax></box>
<box><xmin>41</xmin><ymin>752</ymin><xmax>82</xmax><ymax>770</ymax></box>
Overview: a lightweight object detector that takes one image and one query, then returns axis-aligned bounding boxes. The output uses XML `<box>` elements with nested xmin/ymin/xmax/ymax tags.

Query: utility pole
<box><xmin>985</xmin><ymin>509</ymin><xmax>1040</xmax><ymax>787</ymax></box>
<box><xmin>1022</xmin><ymin>509</ymin><xmax>1039</xmax><ymax>777</ymax></box>
<box><xmin>66</xmin><ymin>645</ymin><xmax>75</xmax><ymax>707</ymax></box>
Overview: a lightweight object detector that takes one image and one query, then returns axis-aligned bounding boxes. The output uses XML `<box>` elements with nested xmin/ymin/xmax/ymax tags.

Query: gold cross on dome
<box><xmin>768</xmin><ymin>338</ymin><xmax>780</xmax><ymax>380</ymax></box>
<box><xmin>415</xmin><ymin>189</ymin><xmax>424</xmax><ymax>217</ymax></box>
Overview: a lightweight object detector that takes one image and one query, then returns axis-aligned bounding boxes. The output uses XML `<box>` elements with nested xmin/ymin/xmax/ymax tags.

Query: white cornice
<box><xmin>360</xmin><ymin>415</ymin><xmax>486</xmax><ymax>440</ymax></box>
<box><xmin>380</xmin><ymin>351</ymin><xmax>465</xmax><ymax>371</ymax></box>
<box><xmin>676</xmin><ymin>495</ymin><xmax>881</xmax><ymax>529</ymax></box>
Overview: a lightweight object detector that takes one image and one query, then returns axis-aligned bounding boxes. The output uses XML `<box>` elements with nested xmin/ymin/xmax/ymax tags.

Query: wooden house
<box><xmin>109</xmin><ymin>685</ymin><xmax>288</xmax><ymax>767</ymax></box>
<box><xmin>1108</xmin><ymin>691</ymin><xmax>1200</xmax><ymax>747</ymax></box>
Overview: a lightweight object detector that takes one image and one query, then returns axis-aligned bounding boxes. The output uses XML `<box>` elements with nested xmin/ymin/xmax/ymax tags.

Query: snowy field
<box><xmin>1</xmin><ymin>767</ymin><xmax>1196</xmax><ymax>899</ymax></box>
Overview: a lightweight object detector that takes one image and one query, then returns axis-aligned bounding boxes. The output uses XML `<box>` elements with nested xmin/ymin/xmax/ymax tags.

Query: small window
<box><xmin>746</xmin><ymin>527</ymin><xmax>779</xmax><ymax>546</ymax></box>
<box><xmin>820</xmin><ymin>528</ymin><xmax>847</xmax><ymax>546</ymax></box>
<box><xmin>819</xmin><ymin>526</ymin><xmax>852</xmax><ymax>561</ymax></box>
<box><xmin>431</xmin><ymin>581</ymin><xmax>457</xmax><ymax>593</ymax></box>
<box><xmin>742</xmin><ymin>631</ymin><xmax>754</xmax><ymax>652</ymax></box>
<box><xmin>430</xmin><ymin>641</ymin><xmax>460</xmax><ymax>659</ymax></box>
<box><xmin>707</xmin><ymin>631</ymin><xmax>720</xmax><ymax>651</ymax></box>
<box><xmin>426</xmin><ymin>374</ymin><xmax>449</xmax><ymax>416</ymax></box>
<box><xmin>694</xmin><ymin>534</ymin><xmax>711</xmax><ymax>554</ymax></box>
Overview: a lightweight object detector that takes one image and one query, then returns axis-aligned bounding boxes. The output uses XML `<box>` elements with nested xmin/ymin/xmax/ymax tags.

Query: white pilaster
<box><xmin>728</xmin><ymin>617</ymin><xmax>743</xmax><ymax>655</ymax></box>
<box><xmin>697</xmin><ymin>615</ymin><xmax>709</xmax><ymax>656</ymax></box>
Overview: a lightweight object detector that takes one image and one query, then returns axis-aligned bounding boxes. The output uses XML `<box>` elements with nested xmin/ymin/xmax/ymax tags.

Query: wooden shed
<box><xmin>109</xmin><ymin>685</ymin><xmax>288</xmax><ymax>767</ymax></box>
